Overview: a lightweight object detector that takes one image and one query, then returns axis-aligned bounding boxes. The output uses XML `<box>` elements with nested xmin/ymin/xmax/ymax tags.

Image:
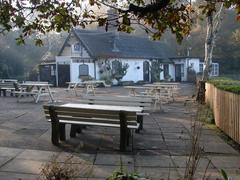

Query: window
<box><xmin>199</xmin><ymin>63</ymin><xmax>204</xmax><ymax>72</ymax></box>
<box><xmin>50</xmin><ymin>66</ymin><xmax>55</xmax><ymax>76</ymax></box>
<box><xmin>72</xmin><ymin>43</ymin><xmax>80</xmax><ymax>52</ymax></box>
<box><xmin>79</xmin><ymin>64</ymin><xmax>89</xmax><ymax>77</ymax></box>
<box><xmin>163</xmin><ymin>64</ymin><xmax>169</xmax><ymax>79</ymax></box>
<box><xmin>211</xmin><ymin>63</ymin><xmax>219</xmax><ymax>76</ymax></box>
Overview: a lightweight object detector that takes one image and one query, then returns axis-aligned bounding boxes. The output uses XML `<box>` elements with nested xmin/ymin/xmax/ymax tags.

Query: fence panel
<box><xmin>205</xmin><ymin>83</ymin><xmax>240</xmax><ymax>144</ymax></box>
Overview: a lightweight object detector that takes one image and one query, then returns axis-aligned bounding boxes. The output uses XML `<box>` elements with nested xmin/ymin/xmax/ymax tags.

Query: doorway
<box><xmin>143</xmin><ymin>61</ymin><xmax>150</xmax><ymax>82</ymax></box>
<box><xmin>57</xmin><ymin>64</ymin><xmax>70</xmax><ymax>87</ymax></box>
<box><xmin>175</xmin><ymin>64</ymin><xmax>182</xmax><ymax>82</ymax></box>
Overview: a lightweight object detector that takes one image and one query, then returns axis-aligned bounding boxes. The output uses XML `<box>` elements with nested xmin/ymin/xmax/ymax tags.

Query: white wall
<box><xmin>120</xmin><ymin>59</ymin><xmax>144</xmax><ymax>82</ymax></box>
<box><xmin>188</xmin><ymin>58</ymin><xmax>200</xmax><ymax>73</ymax></box>
<box><xmin>70</xmin><ymin>63</ymin><xmax>95</xmax><ymax>82</ymax></box>
<box><xmin>95</xmin><ymin>59</ymin><xmax>148</xmax><ymax>82</ymax></box>
<box><xmin>171</xmin><ymin>58</ymin><xmax>200</xmax><ymax>81</ymax></box>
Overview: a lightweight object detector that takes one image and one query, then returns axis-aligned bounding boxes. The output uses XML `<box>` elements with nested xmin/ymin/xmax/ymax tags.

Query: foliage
<box><xmin>39</xmin><ymin>155</ymin><xmax>81</xmax><ymax>180</ymax></box>
<box><xmin>187</xmin><ymin>68</ymin><xmax>197</xmax><ymax>83</ymax></box>
<box><xmin>107</xmin><ymin>169</ymin><xmax>150</xmax><ymax>180</ymax></box>
<box><xmin>208</xmin><ymin>78</ymin><xmax>240</xmax><ymax>94</ymax></box>
<box><xmin>111</xmin><ymin>61</ymin><xmax>129</xmax><ymax>82</ymax></box>
<box><xmin>79</xmin><ymin>75</ymin><xmax>94</xmax><ymax>81</ymax></box>
<box><xmin>150</xmin><ymin>60</ymin><xmax>163</xmax><ymax>82</ymax></box>
<box><xmin>0</xmin><ymin>0</ymin><xmax>239</xmax><ymax>45</ymax></box>
<box><xmin>0</xmin><ymin>30</ymin><xmax>67</xmax><ymax>80</ymax></box>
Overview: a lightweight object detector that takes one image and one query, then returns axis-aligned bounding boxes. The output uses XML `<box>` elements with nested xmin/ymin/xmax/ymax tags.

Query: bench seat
<box><xmin>43</xmin><ymin>104</ymin><xmax>140</xmax><ymax>151</ymax></box>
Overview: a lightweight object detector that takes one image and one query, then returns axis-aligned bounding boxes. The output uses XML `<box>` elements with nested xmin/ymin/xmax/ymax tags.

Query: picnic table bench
<box><xmin>43</xmin><ymin>103</ymin><xmax>143</xmax><ymax>151</ymax></box>
<box><xmin>66</xmin><ymin>80</ymin><xmax>110</xmax><ymax>96</ymax></box>
<box><xmin>16</xmin><ymin>82</ymin><xmax>54</xmax><ymax>103</ymax></box>
<box><xmin>0</xmin><ymin>80</ymin><xmax>17</xmax><ymax>96</ymax></box>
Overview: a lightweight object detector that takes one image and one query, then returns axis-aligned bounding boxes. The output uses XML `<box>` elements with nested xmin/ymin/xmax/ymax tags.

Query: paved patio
<box><xmin>0</xmin><ymin>84</ymin><xmax>239</xmax><ymax>180</ymax></box>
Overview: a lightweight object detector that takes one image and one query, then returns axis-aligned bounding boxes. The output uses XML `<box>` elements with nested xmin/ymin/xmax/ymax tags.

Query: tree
<box><xmin>0</xmin><ymin>0</ymin><xmax>239</xmax><ymax>46</ymax></box>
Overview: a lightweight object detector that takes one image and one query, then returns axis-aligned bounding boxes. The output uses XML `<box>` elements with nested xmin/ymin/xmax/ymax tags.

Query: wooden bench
<box><xmin>43</xmin><ymin>104</ymin><xmax>141</xmax><ymax>151</ymax></box>
<box><xmin>76</xmin><ymin>95</ymin><xmax>154</xmax><ymax>131</ymax></box>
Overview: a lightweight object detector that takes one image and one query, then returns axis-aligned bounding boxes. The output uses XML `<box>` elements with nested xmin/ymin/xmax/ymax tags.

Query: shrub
<box><xmin>39</xmin><ymin>155</ymin><xmax>90</xmax><ymax>180</ymax></box>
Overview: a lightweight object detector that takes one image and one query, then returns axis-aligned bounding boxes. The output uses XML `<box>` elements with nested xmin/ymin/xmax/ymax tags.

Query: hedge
<box><xmin>208</xmin><ymin>78</ymin><xmax>240</xmax><ymax>94</ymax></box>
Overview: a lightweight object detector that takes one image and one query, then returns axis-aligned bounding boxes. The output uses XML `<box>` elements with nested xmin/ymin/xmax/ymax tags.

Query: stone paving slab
<box><xmin>0</xmin><ymin>85</ymin><xmax>239</xmax><ymax>179</ymax></box>
<box><xmin>0</xmin><ymin>159</ymin><xmax>44</xmax><ymax>174</ymax></box>
<box><xmin>0</xmin><ymin>172</ymin><xmax>39</xmax><ymax>180</ymax></box>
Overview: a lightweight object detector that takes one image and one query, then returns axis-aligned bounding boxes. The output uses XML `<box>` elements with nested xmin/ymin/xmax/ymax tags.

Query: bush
<box><xmin>119</xmin><ymin>81</ymin><xmax>134</xmax><ymax>86</ymax></box>
<box><xmin>39</xmin><ymin>155</ymin><xmax>90</xmax><ymax>180</ymax></box>
<box><xmin>107</xmin><ymin>169</ymin><xmax>150</xmax><ymax>180</ymax></box>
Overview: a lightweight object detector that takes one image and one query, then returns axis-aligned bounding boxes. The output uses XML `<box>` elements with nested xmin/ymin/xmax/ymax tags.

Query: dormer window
<box><xmin>72</xmin><ymin>43</ymin><xmax>80</xmax><ymax>52</ymax></box>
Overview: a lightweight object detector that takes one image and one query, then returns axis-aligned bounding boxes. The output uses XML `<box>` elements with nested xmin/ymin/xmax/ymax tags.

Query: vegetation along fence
<box><xmin>205</xmin><ymin>82</ymin><xmax>240</xmax><ymax>144</ymax></box>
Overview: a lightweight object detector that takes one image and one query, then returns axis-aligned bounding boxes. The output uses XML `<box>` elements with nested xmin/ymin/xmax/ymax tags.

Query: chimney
<box><xmin>107</xmin><ymin>8</ymin><xmax>119</xmax><ymax>32</ymax></box>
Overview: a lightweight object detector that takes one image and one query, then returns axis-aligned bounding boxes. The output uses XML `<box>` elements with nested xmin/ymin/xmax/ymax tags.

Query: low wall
<box><xmin>205</xmin><ymin>83</ymin><xmax>240</xmax><ymax>144</ymax></box>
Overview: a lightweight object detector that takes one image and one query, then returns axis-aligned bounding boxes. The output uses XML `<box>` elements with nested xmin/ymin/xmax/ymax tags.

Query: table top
<box><xmin>124</xmin><ymin>86</ymin><xmax>150</xmax><ymax>89</ymax></box>
<box><xmin>20</xmin><ymin>83</ymin><xmax>52</xmax><ymax>87</ymax></box>
<box><xmin>144</xmin><ymin>84</ymin><xmax>176</xmax><ymax>88</ymax></box>
<box><xmin>61</xmin><ymin>103</ymin><xmax>143</xmax><ymax>112</ymax></box>
<box><xmin>153</xmin><ymin>82</ymin><xmax>180</xmax><ymax>85</ymax></box>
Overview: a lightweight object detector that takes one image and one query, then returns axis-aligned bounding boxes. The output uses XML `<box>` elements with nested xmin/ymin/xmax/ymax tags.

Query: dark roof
<box><xmin>72</xmin><ymin>29</ymin><xmax>174</xmax><ymax>62</ymax></box>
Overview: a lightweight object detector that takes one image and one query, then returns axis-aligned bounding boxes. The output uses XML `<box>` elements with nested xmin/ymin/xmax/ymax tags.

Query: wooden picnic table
<box><xmin>144</xmin><ymin>84</ymin><xmax>179</xmax><ymax>101</ymax></box>
<box><xmin>124</xmin><ymin>86</ymin><xmax>152</xmax><ymax>96</ymax></box>
<box><xmin>66</xmin><ymin>80</ymin><xmax>109</xmax><ymax>96</ymax></box>
<box><xmin>17</xmin><ymin>82</ymin><xmax>54</xmax><ymax>103</ymax></box>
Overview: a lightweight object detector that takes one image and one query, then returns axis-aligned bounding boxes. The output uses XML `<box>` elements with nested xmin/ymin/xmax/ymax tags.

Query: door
<box><xmin>57</xmin><ymin>64</ymin><xmax>70</xmax><ymax>87</ymax></box>
<box><xmin>175</xmin><ymin>64</ymin><xmax>182</xmax><ymax>82</ymax></box>
<box><xmin>143</xmin><ymin>61</ymin><xmax>150</xmax><ymax>82</ymax></box>
<box><xmin>39</xmin><ymin>64</ymin><xmax>56</xmax><ymax>86</ymax></box>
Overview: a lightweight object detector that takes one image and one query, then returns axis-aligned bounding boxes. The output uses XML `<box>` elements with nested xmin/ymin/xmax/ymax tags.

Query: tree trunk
<box><xmin>197</xmin><ymin>3</ymin><xmax>223</xmax><ymax>103</ymax></box>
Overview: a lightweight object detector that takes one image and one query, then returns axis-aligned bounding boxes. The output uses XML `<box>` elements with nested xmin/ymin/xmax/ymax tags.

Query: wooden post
<box><xmin>119</xmin><ymin>111</ymin><xmax>127</xmax><ymax>151</ymax></box>
<box><xmin>49</xmin><ymin>106</ymin><xmax>60</xmax><ymax>145</ymax></box>
<box><xmin>59</xmin><ymin>123</ymin><xmax>66</xmax><ymax>141</ymax></box>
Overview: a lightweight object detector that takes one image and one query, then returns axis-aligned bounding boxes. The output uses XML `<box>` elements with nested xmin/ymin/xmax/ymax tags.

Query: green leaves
<box><xmin>0</xmin><ymin>0</ymin><xmax>240</xmax><ymax>46</ymax></box>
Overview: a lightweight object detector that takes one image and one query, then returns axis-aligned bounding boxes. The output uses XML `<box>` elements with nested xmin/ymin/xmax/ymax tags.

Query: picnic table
<box><xmin>124</xmin><ymin>86</ymin><xmax>152</xmax><ymax>96</ymax></box>
<box><xmin>144</xmin><ymin>84</ymin><xmax>179</xmax><ymax>102</ymax></box>
<box><xmin>0</xmin><ymin>79</ymin><xmax>17</xmax><ymax>96</ymax></box>
<box><xmin>17</xmin><ymin>82</ymin><xmax>54</xmax><ymax>103</ymax></box>
<box><xmin>66</xmin><ymin>80</ymin><xmax>109</xmax><ymax>96</ymax></box>
<box><xmin>44</xmin><ymin>103</ymin><xmax>143</xmax><ymax>151</ymax></box>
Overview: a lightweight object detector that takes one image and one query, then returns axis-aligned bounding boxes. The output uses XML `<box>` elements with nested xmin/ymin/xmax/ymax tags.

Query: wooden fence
<box><xmin>205</xmin><ymin>83</ymin><xmax>240</xmax><ymax>144</ymax></box>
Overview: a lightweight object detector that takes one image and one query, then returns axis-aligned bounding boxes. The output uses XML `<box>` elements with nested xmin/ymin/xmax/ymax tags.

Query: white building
<box><xmin>39</xmin><ymin>29</ymin><xmax>219</xmax><ymax>86</ymax></box>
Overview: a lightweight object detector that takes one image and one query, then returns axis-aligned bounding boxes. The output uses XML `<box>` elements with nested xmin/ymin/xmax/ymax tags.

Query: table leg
<box><xmin>47</xmin><ymin>86</ymin><xmax>54</xmax><ymax>103</ymax></box>
<box><xmin>35</xmin><ymin>87</ymin><xmax>43</xmax><ymax>103</ymax></box>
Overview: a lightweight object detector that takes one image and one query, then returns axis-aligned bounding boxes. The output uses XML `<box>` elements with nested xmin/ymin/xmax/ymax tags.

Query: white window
<box><xmin>72</xmin><ymin>43</ymin><xmax>80</xmax><ymax>52</ymax></box>
<box><xmin>211</xmin><ymin>63</ymin><xmax>219</xmax><ymax>76</ymax></box>
<box><xmin>50</xmin><ymin>66</ymin><xmax>55</xmax><ymax>76</ymax></box>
